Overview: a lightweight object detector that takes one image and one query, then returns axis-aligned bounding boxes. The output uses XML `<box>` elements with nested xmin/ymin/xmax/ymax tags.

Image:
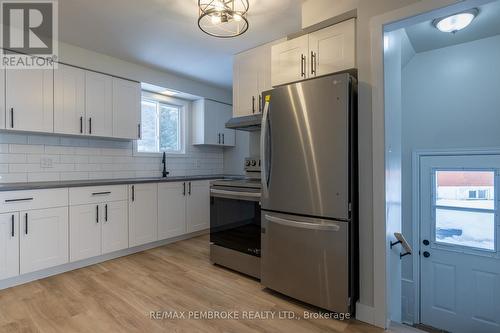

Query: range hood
<box><xmin>225</xmin><ymin>114</ymin><xmax>262</xmax><ymax>131</ymax></box>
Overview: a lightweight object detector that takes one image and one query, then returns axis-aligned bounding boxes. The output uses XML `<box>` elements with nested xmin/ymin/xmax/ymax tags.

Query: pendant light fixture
<box><xmin>198</xmin><ymin>0</ymin><xmax>249</xmax><ymax>38</ymax></box>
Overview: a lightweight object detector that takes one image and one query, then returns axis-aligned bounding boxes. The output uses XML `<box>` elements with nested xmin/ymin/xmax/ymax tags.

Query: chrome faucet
<box><xmin>162</xmin><ymin>152</ymin><xmax>169</xmax><ymax>178</ymax></box>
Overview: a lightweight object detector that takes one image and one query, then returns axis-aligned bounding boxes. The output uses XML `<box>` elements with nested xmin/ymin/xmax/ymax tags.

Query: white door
<box><xmin>69</xmin><ymin>204</ymin><xmax>101</xmax><ymax>262</ymax></box>
<box><xmin>420</xmin><ymin>154</ymin><xmax>500</xmax><ymax>333</ymax></box>
<box><xmin>186</xmin><ymin>181</ymin><xmax>210</xmax><ymax>233</ymax></box>
<box><xmin>234</xmin><ymin>51</ymin><xmax>259</xmax><ymax>117</ymax></box>
<box><xmin>129</xmin><ymin>184</ymin><xmax>158</xmax><ymax>247</ymax></box>
<box><xmin>20</xmin><ymin>207</ymin><xmax>69</xmax><ymax>274</ymax></box>
<box><xmin>112</xmin><ymin>78</ymin><xmax>141</xmax><ymax>140</ymax></box>
<box><xmin>5</xmin><ymin>68</ymin><xmax>54</xmax><ymax>132</ymax></box>
<box><xmin>85</xmin><ymin>71</ymin><xmax>112</xmax><ymax>137</ymax></box>
<box><xmin>271</xmin><ymin>35</ymin><xmax>308</xmax><ymax>87</ymax></box>
<box><xmin>158</xmin><ymin>182</ymin><xmax>186</xmax><ymax>239</ymax></box>
<box><xmin>0</xmin><ymin>213</ymin><xmax>19</xmax><ymax>280</ymax></box>
<box><xmin>309</xmin><ymin>19</ymin><xmax>356</xmax><ymax>77</ymax></box>
<box><xmin>102</xmin><ymin>201</ymin><xmax>129</xmax><ymax>254</ymax></box>
<box><xmin>54</xmin><ymin>64</ymin><xmax>86</xmax><ymax>135</ymax></box>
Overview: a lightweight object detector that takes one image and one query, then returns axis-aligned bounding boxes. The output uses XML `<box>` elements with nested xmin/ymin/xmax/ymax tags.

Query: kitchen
<box><xmin>1</xmin><ymin>0</ymin><xmax>496</xmax><ymax>333</ymax></box>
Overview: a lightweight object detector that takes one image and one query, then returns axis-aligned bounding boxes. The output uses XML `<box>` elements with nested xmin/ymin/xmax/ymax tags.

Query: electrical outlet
<box><xmin>41</xmin><ymin>157</ymin><xmax>53</xmax><ymax>168</ymax></box>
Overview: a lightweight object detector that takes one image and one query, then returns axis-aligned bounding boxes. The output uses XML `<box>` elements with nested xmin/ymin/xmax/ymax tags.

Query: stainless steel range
<box><xmin>210</xmin><ymin>157</ymin><xmax>261</xmax><ymax>278</ymax></box>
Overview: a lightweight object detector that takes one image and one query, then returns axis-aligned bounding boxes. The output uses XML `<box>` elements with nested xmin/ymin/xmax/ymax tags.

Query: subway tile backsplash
<box><xmin>0</xmin><ymin>133</ymin><xmax>224</xmax><ymax>183</ymax></box>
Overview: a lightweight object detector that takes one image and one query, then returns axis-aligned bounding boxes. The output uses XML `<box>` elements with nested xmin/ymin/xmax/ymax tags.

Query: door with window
<box><xmin>420</xmin><ymin>155</ymin><xmax>500</xmax><ymax>333</ymax></box>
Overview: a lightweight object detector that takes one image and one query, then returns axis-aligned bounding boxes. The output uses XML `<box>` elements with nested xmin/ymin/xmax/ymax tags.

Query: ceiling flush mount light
<box><xmin>433</xmin><ymin>9</ymin><xmax>478</xmax><ymax>33</ymax></box>
<box><xmin>198</xmin><ymin>0</ymin><xmax>249</xmax><ymax>38</ymax></box>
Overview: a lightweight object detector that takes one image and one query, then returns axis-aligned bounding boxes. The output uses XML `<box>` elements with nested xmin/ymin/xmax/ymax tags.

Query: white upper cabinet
<box><xmin>5</xmin><ymin>68</ymin><xmax>54</xmax><ymax>132</ymax></box>
<box><xmin>128</xmin><ymin>184</ymin><xmax>158</xmax><ymax>247</ymax></box>
<box><xmin>271</xmin><ymin>35</ymin><xmax>309</xmax><ymax>87</ymax></box>
<box><xmin>19</xmin><ymin>207</ymin><xmax>69</xmax><ymax>275</ymax></box>
<box><xmin>309</xmin><ymin>19</ymin><xmax>356</xmax><ymax>77</ymax></box>
<box><xmin>233</xmin><ymin>42</ymin><xmax>274</xmax><ymax>118</ymax></box>
<box><xmin>271</xmin><ymin>19</ymin><xmax>356</xmax><ymax>86</ymax></box>
<box><xmin>112</xmin><ymin>78</ymin><xmax>141</xmax><ymax>140</ymax></box>
<box><xmin>0</xmin><ymin>68</ymin><xmax>5</xmax><ymax>130</ymax></box>
<box><xmin>85</xmin><ymin>71</ymin><xmax>113</xmax><ymax>137</ymax></box>
<box><xmin>0</xmin><ymin>212</ymin><xmax>19</xmax><ymax>280</ymax></box>
<box><xmin>192</xmin><ymin>99</ymin><xmax>235</xmax><ymax>147</ymax></box>
<box><xmin>54</xmin><ymin>64</ymin><xmax>86</xmax><ymax>135</ymax></box>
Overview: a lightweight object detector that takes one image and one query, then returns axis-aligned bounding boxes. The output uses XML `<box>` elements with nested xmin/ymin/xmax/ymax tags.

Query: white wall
<box><xmin>401</xmin><ymin>34</ymin><xmax>500</xmax><ymax>323</ymax></box>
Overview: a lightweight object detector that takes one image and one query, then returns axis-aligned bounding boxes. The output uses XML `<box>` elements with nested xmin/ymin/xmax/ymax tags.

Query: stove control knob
<box><xmin>251</xmin><ymin>160</ymin><xmax>257</xmax><ymax>166</ymax></box>
<box><xmin>245</xmin><ymin>160</ymin><xmax>251</xmax><ymax>166</ymax></box>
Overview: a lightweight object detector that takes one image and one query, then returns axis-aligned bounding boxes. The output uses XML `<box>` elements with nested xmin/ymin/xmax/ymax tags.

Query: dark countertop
<box><xmin>0</xmin><ymin>175</ymin><xmax>245</xmax><ymax>192</ymax></box>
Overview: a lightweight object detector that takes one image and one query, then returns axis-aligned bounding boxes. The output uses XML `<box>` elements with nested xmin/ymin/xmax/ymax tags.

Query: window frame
<box><xmin>134</xmin><ymin>92</ymin><xmax>188</xmax><ymax>157</ymax></box>
<box><xmin>431</xmin><ymin>168</ymin><xmax>497</xmax><ymax>253</ymax></box>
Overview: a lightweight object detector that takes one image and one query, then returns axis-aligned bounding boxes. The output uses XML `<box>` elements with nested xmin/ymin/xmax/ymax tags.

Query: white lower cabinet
<box><xmin>69</xmin><ymin>204</ymin><xmax>102</xmax><ymax>262</ymax></box>
<box><xmin>102</xmin><ymin>201</ymin><xmax>128</xmax><ymax>254</ymax></box>
<box><xmin>20</xmin><ymin>207</ymin><xmax>69</xmax><ymax>275</ymax></box>
<box><xmin>158</xmin><ymin>182</ymin><xmax>187</xmax><ymax>239</ymax></box>
<box><xmin>129</xmin><ymin>184</ymin><xmax>158</xmax><ymax>247</ymax></box>
<box><xmin>186</xmin><ymin>181</ymin><xmax>210</xmax><ymax>233</ymax></box>
<box><xmin>0</xmin><ymin>213</ymin><xmax>19</xmax><ymax>280</ymax></box>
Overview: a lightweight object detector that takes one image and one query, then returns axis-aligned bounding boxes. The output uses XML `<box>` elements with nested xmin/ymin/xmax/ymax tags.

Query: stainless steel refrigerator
<box><xmin>260</xmin><ymin>72</ymin><xmax>358</xmax><ymax>315</ymax></box>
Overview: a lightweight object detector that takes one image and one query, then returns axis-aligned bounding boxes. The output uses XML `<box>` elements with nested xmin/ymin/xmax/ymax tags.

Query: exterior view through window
<box><xmin>137</xmin><ymin>97</ymin><xmax>182</xmax><ymax>154</ymax></box>
<box><xmin>434</xmin><ymin>170</ymin><xmax>495</xmax><ymax>250</ymax></box>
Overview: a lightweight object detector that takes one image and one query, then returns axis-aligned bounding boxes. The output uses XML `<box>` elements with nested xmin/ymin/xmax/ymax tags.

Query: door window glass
<box><xmin>434</xmin><ymin>170</ymin><xmax>496</xmax><ymax>251</ymax></box>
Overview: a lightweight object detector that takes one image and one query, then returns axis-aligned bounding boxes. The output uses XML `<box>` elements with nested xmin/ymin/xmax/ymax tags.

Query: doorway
<box><xmin>418</xmin><ymin>154</ymin><xmax>500</xmax><ymax>333</ymax></box>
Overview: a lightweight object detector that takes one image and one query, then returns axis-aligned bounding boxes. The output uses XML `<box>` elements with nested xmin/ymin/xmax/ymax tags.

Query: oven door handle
<box><xmin>210</xmin><ymin>189</ymin><xmax>261</xmax><ymax>200</ymax></box>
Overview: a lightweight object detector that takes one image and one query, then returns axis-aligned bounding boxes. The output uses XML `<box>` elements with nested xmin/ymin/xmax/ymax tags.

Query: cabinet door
<box><xmin>54</xmin><ymin>64</ymin><xmax>86</xmax><ymax>135</ymax></box>
<box><xmin>186</xmin><ymin>181</ymin><xmax>210</xmax><ymax>233</ymax></box>
<box><xmin>234</xmin><ymin>51</ymin><xmax>259</xmax><ymax>117</ymax></box>
<box><xmin>309</xmin><ymin>19</ymin><xmax>356</xmax><ymax>77</ymax></box>
<box><xmin>219</xmin><ymin>103</ymin><xmax>235</xmax><ymax>147</ymax></box>
<box><xmin>5</xmin><ymin>68</ymin><xmax>54</xmax><ymax>132</ymax></box>
<box><xmin>69</xmin><ymin>204</ymin><xmax>101</xmax><ymax>262</ymax></box>
<box><xmin>257</xmin><ymin>44</ymin><xmax>273</xmax><ymax>98</ymax></box>
<box><xmin>102</xmin><ymin>201</ymin><xmax>128</xmax><ymax>254</ymax></box>
<box><xmin>0</xmin><ymin>213</ymin><xmax>19</xmax><ymax>280</ymax></box>
<box><xmin>112</xmin><ymin>78</ymin><xmax>141</xmax><ymax>140</ymax></box>
<box><xmin>158</xmin><ymin>182</ymin><xmax>186</xmax><ymax>239</ymax></box>
<box><xmin>129</xmin><ymin>184</ymin><xmax>158</xmax><ymax>247</ymax></box>
<box><xmin>20</xmin><ymin>207</ymin><xmax>69</xmax><ymax>274</ymax></box>
<box><xmin>204</xmin><ymin>100</ymin><xmax>223</xmax><ymax>145</ymax></box>
<box><xmin>0</xmin><ymin>68</ymin><xmax>4</xmax><ymax>129</ymax></box>
<box><xmin>271</xmin><ymin>35</ymin><xmax>308</xmax><ymax>87</ymax></box>
<box><xmin>85</xmin><ymin>71</ymin><xmax>113</xmax><ymax>137</ymax></box>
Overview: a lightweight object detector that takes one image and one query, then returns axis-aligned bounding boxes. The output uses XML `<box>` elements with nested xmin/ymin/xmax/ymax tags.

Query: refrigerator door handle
<box><xmin>260</xmin><ymin>97</ymin><xmax>271</xmax><ymax>195</ymax></box>
<box><xmin>265</xmin><ymin>214</ymin><xmax>340</xmax><ymax>232</ymax></box>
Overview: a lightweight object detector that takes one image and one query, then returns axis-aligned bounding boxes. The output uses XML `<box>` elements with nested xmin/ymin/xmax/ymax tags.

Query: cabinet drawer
<box><xmin>69</xmin><ymin>185</ymin><xmax>127</xmax><ymax>205</ymax></box>
<box><xmin>0</xmin><ymin>189</ymin><xmax>68</xmax><ymax>213</ymax></box>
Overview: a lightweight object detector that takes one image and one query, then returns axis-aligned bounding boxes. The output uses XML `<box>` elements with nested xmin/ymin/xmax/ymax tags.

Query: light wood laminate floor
<box><xmin>0</xmin><ymin>235</ymin><xmax>421</xmax><ymax>333</ymax></box>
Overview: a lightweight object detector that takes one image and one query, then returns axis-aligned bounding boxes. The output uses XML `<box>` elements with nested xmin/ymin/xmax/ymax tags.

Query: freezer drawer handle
<box><xmin>265</xmin><ymin>214</ymin><xmax>340</xmax><ymax>232</ymax></box>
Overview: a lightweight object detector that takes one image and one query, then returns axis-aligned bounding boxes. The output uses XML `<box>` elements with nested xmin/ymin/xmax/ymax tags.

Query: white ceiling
<box><xmin>405</xmin><ymin>0</ymin><xmax>500</xmax><ymax>53</ymax></box>
<box><xmin>58</xmin><ymin>0</ymin><xmax>302</xmax><ymax>89</ymax></box>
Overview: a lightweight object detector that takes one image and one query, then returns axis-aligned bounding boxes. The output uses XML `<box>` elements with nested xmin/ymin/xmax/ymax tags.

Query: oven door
<box><xmin>210</xmin><ymin>187</ymin><xmax>261</xmax><ymax>257</ymax></box>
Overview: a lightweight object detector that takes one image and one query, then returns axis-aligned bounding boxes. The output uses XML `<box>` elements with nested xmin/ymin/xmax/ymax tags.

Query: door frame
<box><xmin>369</xmin><ymin>0</ymin><xmax>494</xmax><ymax>328</ymax></box>
<box><xmin>412</xmin><ymin>148</ymin><xmax>500</xmax><ymax>325</ymax></box>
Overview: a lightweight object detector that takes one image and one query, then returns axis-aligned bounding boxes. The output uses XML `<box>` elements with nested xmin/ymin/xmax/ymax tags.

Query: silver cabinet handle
<box><xmin>301</xmin><ymin>54</ymin><xmax>306</xmax><ymax>77</ymax></box>
<box><xmin>218</xmin><ymin>133</ymin><xmax>221</xmax><ymax>144</ymax></box>
<box><xmin>265</xmin><ymin>214</ymin><xmax>340</xmax><ymax>232</ymax></box>
<box><xmin>311</xmin><ymin>51</ymin><xmax>316</xmax><ymax>75</ymax></box>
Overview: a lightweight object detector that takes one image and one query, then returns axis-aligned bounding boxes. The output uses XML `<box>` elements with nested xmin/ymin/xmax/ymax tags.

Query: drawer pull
<box><xmin>91</xmin><ymin>191</ymin><xmax>111</xmax><ymax>196</ymax></box>
<box><xmin>5</xmin><ymin>197</ymin><xmax>34</xmax><ymax>203</ymax></box>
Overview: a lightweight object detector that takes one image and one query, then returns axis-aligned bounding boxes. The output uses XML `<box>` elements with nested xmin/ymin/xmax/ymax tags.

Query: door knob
<box><xmin>423</xmin><ymin>239</ymin><xmax>430</xmax><ymax>246</ymax></box>
<box><xmin>423</xmin><ymin>251</ymin><xmax>430</xmax><ymax>258</ymax></box>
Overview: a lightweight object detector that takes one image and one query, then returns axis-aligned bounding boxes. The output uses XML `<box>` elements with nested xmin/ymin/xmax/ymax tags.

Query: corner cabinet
<box><xmin>271</xmin><ymin>18</ymin><xmax>356</xmax><ymax>87</ymax></box>
<box><xmin>192</xmin><ymin>99</ymin><xmax>235</xmax><ymax>147</ymax></box>
<box><xmin>233</xmin><ymin>41</ymin><xmax>274</xmax><ymax>118</ymax></box>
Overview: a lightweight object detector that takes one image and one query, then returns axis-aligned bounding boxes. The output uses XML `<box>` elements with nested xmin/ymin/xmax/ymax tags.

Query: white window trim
<box><xmin>134</xmin><ymin>92</ymin><xmax>190</xmax><ymax>157</ymax></box>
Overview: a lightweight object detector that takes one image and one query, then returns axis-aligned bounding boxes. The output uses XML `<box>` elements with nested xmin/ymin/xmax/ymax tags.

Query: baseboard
<box><xmin>0</xmin><ymin>229</ymin><xmax>208</xmax><ymax>291</ymax></box>
<box><xmin>356</xmin><ymin>302</ymin><xmax>380</xmax><ymax>327</ymax></box>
